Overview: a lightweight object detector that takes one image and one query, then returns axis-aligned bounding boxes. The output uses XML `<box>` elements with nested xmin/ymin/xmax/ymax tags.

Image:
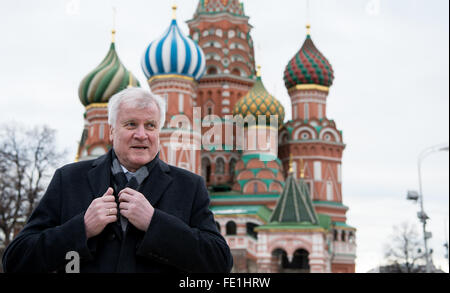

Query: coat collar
<box><xmin>88</xmin><ymin>151</ymin><xmax>112</xmax><ymax>199</ymax></box>
<box><xmin>87</xmin><ymin>149</ymin><xmax>173</xmax><ymax>206</ymax></box>
<box><xmin>139</xmin><ymin>157</ymin><xmax>173</xmax><ymax>207</ymax></box>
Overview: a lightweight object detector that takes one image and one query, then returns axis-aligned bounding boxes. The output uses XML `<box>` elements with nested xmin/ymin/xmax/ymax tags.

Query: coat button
<box><xmin>108</xmin><ymin>233</ymin><xmax>116</xmax><ymax>241</ymax></box>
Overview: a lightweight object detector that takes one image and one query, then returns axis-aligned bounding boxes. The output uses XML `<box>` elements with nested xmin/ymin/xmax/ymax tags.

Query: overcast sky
<box><xmin>0</xmin><ymin>0</ymin><xmax>448</xmax><ymax>273</ymax></box>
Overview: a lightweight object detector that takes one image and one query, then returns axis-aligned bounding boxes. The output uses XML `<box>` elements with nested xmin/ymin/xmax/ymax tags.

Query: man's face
<box><xmin>110</xmin><ymin>101</ymin><xmax>160</xmax><ymax>172</ymax></box>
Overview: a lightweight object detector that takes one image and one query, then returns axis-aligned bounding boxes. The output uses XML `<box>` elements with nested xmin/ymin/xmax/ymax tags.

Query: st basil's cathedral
<box><xmin>75</xmin><ymin>0</ymin><xmax>356</xmax><ymax>273</ymax></box>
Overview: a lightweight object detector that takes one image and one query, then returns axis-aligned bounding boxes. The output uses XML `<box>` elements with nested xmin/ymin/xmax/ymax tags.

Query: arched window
<box><xmin>202</xmin><ymin>157</ymin><xmax>211</xmax><ymax>183</ymax></box>
<box><xmin>341</xmin><ymin>230</ymin><xmax>346</xmax><ymax>242</ymax></box>
<box><xmin>231</xmin><ymin>54</ymin><xmax>246</xmax><ymax>63</ymax></box>
<box><xmin>216</xmin><ymin>157</ymin><xmax>225</xmax><ymax>174</ymax></box>
<box><xmin>229</xmin><ymin>158</ymin><xmax>237</xmax><ymax>181</ymax></box>
<box><xmin>291</xmin><ymin>249</ymin><xmax>310</xmax><ymax>272</ymax></box>
<box><xmin>231</xmin><ymin>68</ymin><xmax>241</xmax><ymax>76</ymax></box>
<box><xmin>246</xmin><ymin>222</ymin><xmax>258</xmax><ymax>239</ymax></box>
<box><xmin>226</xmin><ymin>221</ymin><xmax>237</xmax><ymax>235</ymax></box>
<box><xmin>326</xmin><ymin>181</ymin><xmax>333</xmax><ymax>201</ymax></box>
<box><xmin>333</xmin><ymin>229</ymin><xmax>338</xmax><ymax>241</ymax></box>
<box><xmin>271</xmin><ymin>249</ymin><xmax>289</xmax><ymax>273</ymax></box>
<box><xmin>304</xmin><ymin>103</ymin><xmax>309</xmax><ymax>120</ymax></box>
<box><xmin>272</xmin><ymin>248</ymin><xmax>310</xmax><ymax>273</ymax></box>
<box><xmin>207</xmin><ymin>67</ymin><xmax>218</xmax><ymax>75</ymax></box>
<box><xmin>99</xmin><ymin>124</ymin><xmax>104</xmax><ymax>139</ymax></box>
<box><xmin>348</xmin><ymin>231</ymin><xmax>355</xmax><ymax>243</ymax></box>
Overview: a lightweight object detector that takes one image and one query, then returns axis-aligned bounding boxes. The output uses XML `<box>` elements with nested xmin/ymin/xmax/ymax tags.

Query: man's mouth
<box><xmin>131</xmin><ymin>146</ymin><xmax>149</xmax><ymax>150</ymax></box>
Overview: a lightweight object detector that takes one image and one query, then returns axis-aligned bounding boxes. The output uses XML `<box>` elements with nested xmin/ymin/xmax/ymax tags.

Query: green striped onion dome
<box><xmin>284</xmin><ymin>34</ymin><xmax>334</xmax><ymax>89</ymax></box>
<box><xmin>233</xmin><ymin>76</ymin><xmax>285</xmax><ymax>127</ymax></box>
<box><xmin>78</xmin><ymin>42</ymin><xmax>140</xmax><ymax>106</ymax></box>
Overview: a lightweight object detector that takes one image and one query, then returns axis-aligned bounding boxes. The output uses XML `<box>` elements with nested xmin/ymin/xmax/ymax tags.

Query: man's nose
<box><xmin>133</xmin><ymin>125</ymin><xmax>147</xmax><ymax>140</ymax></box>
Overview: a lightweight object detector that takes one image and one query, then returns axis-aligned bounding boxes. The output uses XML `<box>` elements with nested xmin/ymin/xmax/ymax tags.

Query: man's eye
<box><xmin>125</xmin><ymin>122</ymin><xmax>136</xmax><ymax>127</ymax></box>
<box><xmin>145</xmin><ymin>123</ymin><xmax>156</xmax><ymax>129</ymax></box>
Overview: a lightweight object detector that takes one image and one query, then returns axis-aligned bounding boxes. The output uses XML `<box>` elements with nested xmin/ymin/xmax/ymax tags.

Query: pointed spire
<box><xmin>306</xmin><ymin>0</ymin><xmax>311</xmax><ymax>36</ymax></box>
<box><xmin>112</xmin><ymin>7</ymin><xmax>117</xmax><ymax>43</ymax></box>
<box><xmin>256</xmin><ymin>65</ymin><xmax>261</xmax><ymax>78</ymax></box>
<box><xmin>172</xmin><ymin>4</ymin><xmax>177</xmax><ymax>19</ymax></box>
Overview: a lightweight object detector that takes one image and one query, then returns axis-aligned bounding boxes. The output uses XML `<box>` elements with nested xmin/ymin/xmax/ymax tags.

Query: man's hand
<box><xmin>118</xmin><ymin>188</ymin><xmax>154</xmax><ymax>232</ymax></box>
<box><xmin>84</xmin><ymin>187</ymin><xmax>117</xmax><ymax>239</ymax></box>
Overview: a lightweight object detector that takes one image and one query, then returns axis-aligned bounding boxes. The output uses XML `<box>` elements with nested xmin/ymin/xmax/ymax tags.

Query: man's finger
<box><xmin>106</xmin><ymin>207</ymin><xmax>118</xmax><ymax>216</ymax></box>
<box><xmin>102</xmin><ymin>195</ymin><xmax>116</xmax><ymax>202</ymax></box>
<box><xmin>118</xmin><ymin>188</ymin><xmax>137</xmax><ymax>197</ymax></box>
<box><xmin>119</xmin><ymin>209</ymin><xmax>129</xmax><ymax>218</ymax></box>
<box><xmin>119</xmin><ymin>202</ymin><xmax>129</xmax><ymax>210</ymax></box>
<box><xmin>105</xmin><ymin>215</ymin><xmax>117</xmax><ymax>223</ymax></box>
<box><xmin>103</xmin><ymin>187</ymin><xmax>114</xmax><ymax>197</ymax></box>
<box><xmin>118</xmin><ymin>193</ymin><xmax>133</xmax><ymax>202</ymax></box>
<box><xmin>104</xmin><ymin>202</ymin><xmax>118</xmax><ymax>209</ymax></box>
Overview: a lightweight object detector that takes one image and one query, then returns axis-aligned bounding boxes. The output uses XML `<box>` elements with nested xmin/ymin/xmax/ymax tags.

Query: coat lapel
<box><xmin>87</xmin><ymin>151</ymin><xmax>112</xmax><ymax>200</ymax></box>
<box><xmin>139</xmin><ymin>158</ymin><xmax>173</xmax><ymax>207</ymax></box>
<box><xmin>87</xmin><ymin>150</ymin><xmax>124</xmax><ymax>240</ymax></box>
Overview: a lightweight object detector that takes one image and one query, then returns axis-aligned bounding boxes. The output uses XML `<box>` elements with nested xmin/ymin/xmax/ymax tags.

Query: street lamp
<box><xmin>407</xmin><ymin>143</ymin><xmax>449</xmax><ymax>273</ymax></box>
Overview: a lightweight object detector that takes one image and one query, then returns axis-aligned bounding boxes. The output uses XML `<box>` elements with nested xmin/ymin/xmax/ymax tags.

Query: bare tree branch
<box><xmin>383</xmin><ymin>222</ymin><xmax>425</xmax><ymax>273</ymax></box>
<box><xmin>0</xmin><ymin>123</ymin><xmax>66</xmax><ymax>251</ymax></box>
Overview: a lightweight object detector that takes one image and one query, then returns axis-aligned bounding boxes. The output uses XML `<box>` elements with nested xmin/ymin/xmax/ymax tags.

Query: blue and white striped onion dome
<box><xmin>141</xmin><ymin>19</ymin><xmax>206</xmax><ymax>81</ymax></box>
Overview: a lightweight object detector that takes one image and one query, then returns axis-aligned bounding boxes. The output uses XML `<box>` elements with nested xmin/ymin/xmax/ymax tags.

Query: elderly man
<box><xmin>2</xmin><ymin>88</ymin><xmax>233</xmax><ymax>273</ymax></box>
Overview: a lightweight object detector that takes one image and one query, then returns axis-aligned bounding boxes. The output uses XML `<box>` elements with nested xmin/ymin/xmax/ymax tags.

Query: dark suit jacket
<box><xmin>2</xmin><ymin>151</ymin><xmax>233</xmax><ymax>273</ymax></box>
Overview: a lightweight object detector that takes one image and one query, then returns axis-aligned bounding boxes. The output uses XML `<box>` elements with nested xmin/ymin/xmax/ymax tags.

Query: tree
<box><xmin>383</xmin><ymin>222</ymin><xmax>425</xmax><ymax>273</ymax></box>
<box><xmin>0</xmin><ymin>124</ymin><xmax>66</xmax><ymax>270</ymax></box>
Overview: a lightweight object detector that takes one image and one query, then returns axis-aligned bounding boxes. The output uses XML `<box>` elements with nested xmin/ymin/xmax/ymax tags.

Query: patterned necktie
<box><xmin>120</xmin><ymin>172</ymin><xmax>138</xmax><ymax>232</ymax></box>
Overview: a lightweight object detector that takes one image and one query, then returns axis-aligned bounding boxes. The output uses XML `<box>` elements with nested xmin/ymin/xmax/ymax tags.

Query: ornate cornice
<box><xmin>85</xmin><ymin>103</ymin><xmax>108</xmax><ymax>111</ymax></box>
<box><xmin>288</xmin><ymin>84</ymin><xmax>330</xmax><ymax>93</ymax></box>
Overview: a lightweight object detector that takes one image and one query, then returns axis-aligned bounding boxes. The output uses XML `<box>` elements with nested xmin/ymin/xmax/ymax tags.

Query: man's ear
<box><xmin>109</xmin><ymin>125</ymin><xmax>114</xmax><ymax>143</ymax></box>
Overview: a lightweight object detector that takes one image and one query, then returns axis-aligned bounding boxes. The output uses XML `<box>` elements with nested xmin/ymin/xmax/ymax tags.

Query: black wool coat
<box><xmin>2</xmin><ymin>151</ymin><xmax>233</xmax><ymax>273</ymax></box>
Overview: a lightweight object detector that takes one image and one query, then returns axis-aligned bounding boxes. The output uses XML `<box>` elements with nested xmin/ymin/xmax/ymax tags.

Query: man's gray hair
<box><xmin>108</xmin><ymin>87</ymin><xmax>166</xmax><ymax>130</ymax></box>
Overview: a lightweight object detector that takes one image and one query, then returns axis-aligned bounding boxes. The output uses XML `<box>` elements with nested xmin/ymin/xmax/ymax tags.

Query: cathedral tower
<box><xmin>232</xmin><ymin>67</ymin><xmax>285</xmax><ymax>198</ymax></box>
<box><xmin>141</xmin><ymin>6</ymin><xmax>206</xmax><ymax>175</ymax></box>
<box><xmin>278</xmin><ymin>25</ymin><xmax>356</xmax><ymax>272</ymax></box>
<box><xmin>187</xmin><ymin>0</ymin><xmax>257</xmax><ymax>188</ymax></box>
